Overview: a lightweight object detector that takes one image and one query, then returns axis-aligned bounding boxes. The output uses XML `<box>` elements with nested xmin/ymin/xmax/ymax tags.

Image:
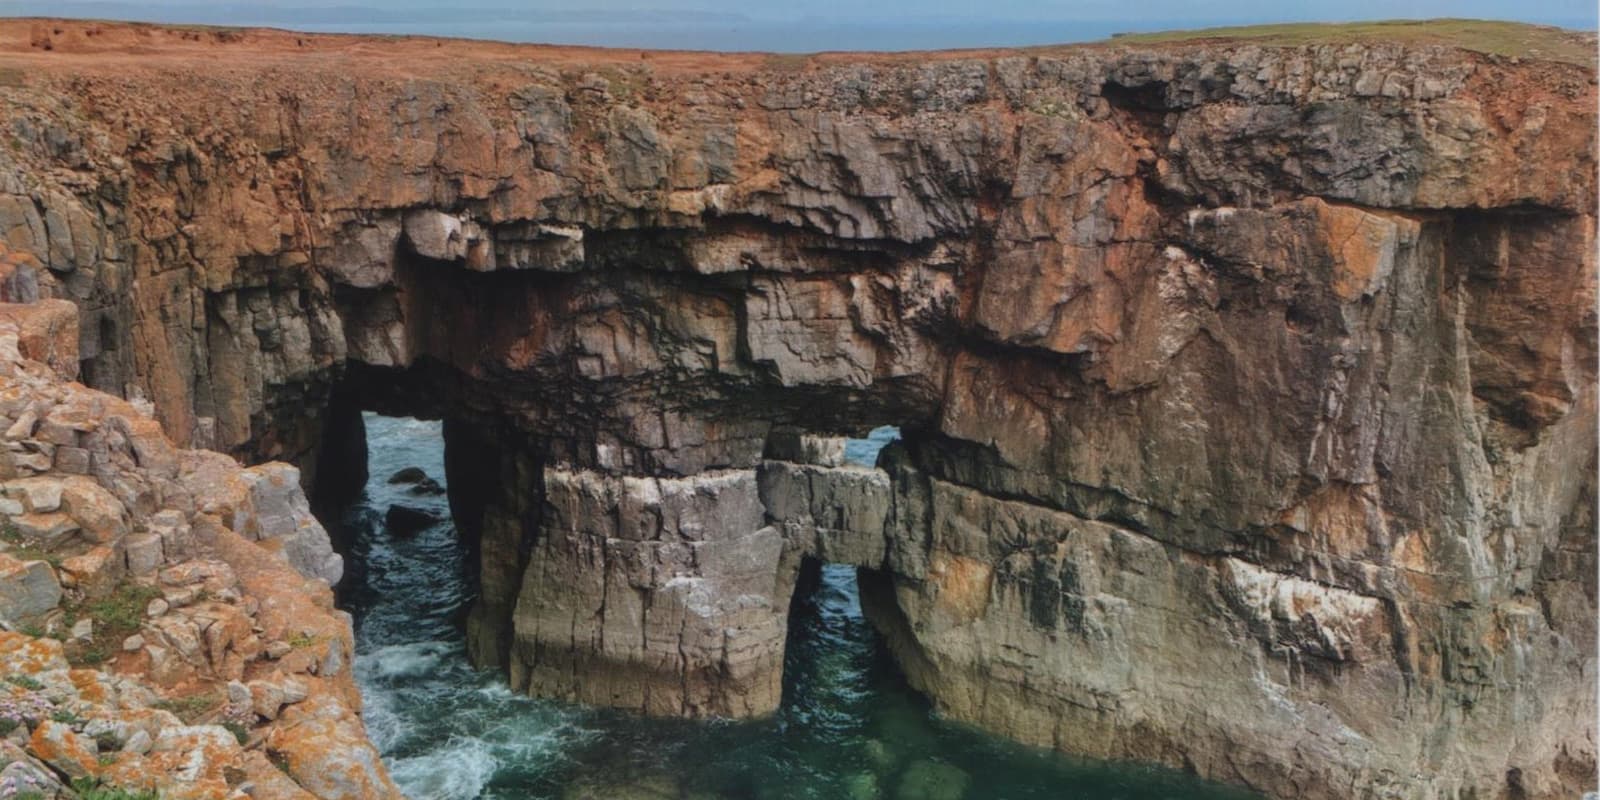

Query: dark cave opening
<box><xmin>304</xmin><ymin>362</ymin><xmax>512</xmax><ymax>626</ymax></box>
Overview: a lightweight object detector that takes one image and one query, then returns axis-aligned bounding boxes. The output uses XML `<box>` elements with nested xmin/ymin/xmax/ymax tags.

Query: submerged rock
<box><xmin>384</xmin><ymin>505</ymin><xmax>443</xmax><ymax>536</ymax></box>
<box><xmin>386</xmin><ymin>467</ymin><xmax>429</xmax><ymax>485</ymax></box>
<box><xmin>406</xmin><ymin>477</ymin><xmax>445</xmax><ymax>496</ymax></box>
<box><xmin>560</xmin><ymin>773</ymin><xmax>681</xmax><ymax>800</ymax></box>
<box><xmin>895</xmin><ymin>761</ymin><xmax>969</xmax><ymax>800</ymax></box>
<box><xmin>845</xmin><ymin>772</ymin><xmax>881</xmax><ymax>800</ymax></box>
<box><xmin>861</xmin><ymin>738</ymin><xmax>896</xmax><ymax>774</ymax></box>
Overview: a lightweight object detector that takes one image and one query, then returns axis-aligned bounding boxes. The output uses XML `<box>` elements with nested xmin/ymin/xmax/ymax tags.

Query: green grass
<box><xmin>61</xmin><ymin>581</ymin><xmax>163</xmax><ymax>667</ymax></box>
<box><xmin>0</xmin><ymin>523</ymin><xmax>63</xmax><ymax>569</ymax></box>
<box><xmin>69</xmin><ymin>777</ymin><xmax>161</xmax><ymax>800</ymax></box>
<box><xmin>270</xmin><ymin>750</ymin><xmax>293</xmax><ymax>775</ymax></box>
<box><xmin>1106</xmin><ymin>19</ymin><xmax>1595</xmax><ymax>65</ymax></box>
<box><xmin>149</xmin><ymin>692</ymin><xmax>218</xmax><ymax>723</ymax></box>
<box><xmin>5</xmin><ymin>674</ymin><xmax>44</xmax><ymax>691</ymax></box>
<box><xmin>77</xmin><ymin>583</ymin><xmax>161</xmax><ymax>634</ymax></box>
<box><xmin>49</xmin><ymin>708</ymin><xmax>84</xmax><ymax>726</ymax></box>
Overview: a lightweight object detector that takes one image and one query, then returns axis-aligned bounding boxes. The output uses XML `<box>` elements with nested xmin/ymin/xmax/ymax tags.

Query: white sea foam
<box><xmin>387</xmin><ymin>737</ymin><xmax>500</xmax><ymax>800</ymax></box>
<box><xmin>361</xmin><ymin>640</ymin><xmax>453</xmax><ymax>681</ymax></box>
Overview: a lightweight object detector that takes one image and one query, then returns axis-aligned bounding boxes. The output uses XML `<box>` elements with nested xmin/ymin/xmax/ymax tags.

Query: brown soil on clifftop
<box><xmin>0</xmin><ymin>16</ymin><xmax>1592</xmax><ymax>79</ymax></box>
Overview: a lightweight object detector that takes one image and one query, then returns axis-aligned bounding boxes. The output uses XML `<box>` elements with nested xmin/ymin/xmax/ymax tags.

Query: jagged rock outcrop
<box><xmin>0</xmin><ymin>301</ymin><xmax>399</xmax><ymax>799</ymax></box>
<box><xmin>0</xmin><ymin>19</ymin><xmax>1594</xmax><ymax>800</ymax></box>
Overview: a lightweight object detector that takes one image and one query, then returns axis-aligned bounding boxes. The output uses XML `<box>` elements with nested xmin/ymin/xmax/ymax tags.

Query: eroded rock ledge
<box><xmin>0</xmin><ymin>20</ymin><xmax>1594</xmax><ymax>800</ymax></box>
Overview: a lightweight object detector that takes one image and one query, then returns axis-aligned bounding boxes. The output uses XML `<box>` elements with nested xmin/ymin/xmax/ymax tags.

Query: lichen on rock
<box><xmin>0</xmin><ymin>301</ymin><xmax>400</xmax><ymax>798</ymax></box>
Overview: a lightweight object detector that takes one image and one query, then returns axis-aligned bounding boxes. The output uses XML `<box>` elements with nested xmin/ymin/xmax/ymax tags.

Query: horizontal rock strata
<box><xmin>0</xmin><ymin>20</ymin><xmax>1594</xmax><ymax>800</ymax></box>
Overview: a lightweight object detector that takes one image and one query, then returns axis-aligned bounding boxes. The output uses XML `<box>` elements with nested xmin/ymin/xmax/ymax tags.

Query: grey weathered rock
<box><xmin>185</xmin><ymin>461</ymin><xmax>344</xmax><ymax>586</ymax></box>
<box><xmin>0</xmin><ymin>555</ymin><xmax>60</xmax><ymax>626</ymax></box>
<box><xmin>28</xmin><ymin>721</ymin><xmax>95</xmax><ymax>778</ymax></box>
<box><xmin>124</xmin><ymin>533</ymin><xmax>163</xmax><ymax>577</ymax></box>
<box><xmin>0</xmin><ymin>749</ymin><xmax>66</xmax><ymax>795</ymax></box>
<box><xmin>7</xmin><ymin>513</ymin><xmax>76</xmax><ymax>549</ymax></box>
<box><xmin>121</xmin><ymin>729</ymin><xmax>152</xmax><ymax>755</ymax></box>
<box><xmin>4</xmin><ymin>478</ymin><xmax>61</xmax><ymax>513</ymax></box>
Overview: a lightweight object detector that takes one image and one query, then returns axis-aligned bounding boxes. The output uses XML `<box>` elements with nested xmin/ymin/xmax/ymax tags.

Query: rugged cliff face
<box><xmin>0</xmin><ymin>19</ymin><xmax>1594</xmax><ymax>800</ymax></box>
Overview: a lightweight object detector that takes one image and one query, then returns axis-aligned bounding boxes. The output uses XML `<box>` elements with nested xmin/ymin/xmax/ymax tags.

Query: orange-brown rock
<box><xmin>0</xmin><ymin>18</ymin><xmax>1593</xmax><ymax>800</ymax></box>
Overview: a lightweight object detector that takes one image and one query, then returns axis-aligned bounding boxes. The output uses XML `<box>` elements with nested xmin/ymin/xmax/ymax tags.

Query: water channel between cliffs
<box><xmin>331</xmin><ymin>413</ymin><xmax>1256</xmax><ymax>800</ymax></box>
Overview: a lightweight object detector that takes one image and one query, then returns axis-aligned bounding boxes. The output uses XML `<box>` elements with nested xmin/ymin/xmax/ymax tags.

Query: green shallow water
<box><xmin>335</xmin><ymin>415</ymin><xmax>1258</xmax><ymax>800</ymax></box>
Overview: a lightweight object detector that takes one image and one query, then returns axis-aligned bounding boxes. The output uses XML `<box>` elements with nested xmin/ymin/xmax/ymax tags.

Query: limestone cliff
<box><xmin>0</xmin><ymin>19</ymin><xmax>1594</xmax><ymax>800</ymax></box>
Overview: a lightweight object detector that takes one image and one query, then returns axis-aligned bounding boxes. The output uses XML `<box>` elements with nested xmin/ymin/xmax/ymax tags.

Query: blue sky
<box><xmin>3</xmin><ymin>0</ymin><xmax>1594</xmax><ymax>51</ymax></box>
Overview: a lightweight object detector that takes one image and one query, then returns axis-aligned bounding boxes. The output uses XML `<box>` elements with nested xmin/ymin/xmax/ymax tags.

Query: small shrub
<box><xmin>0</xmin><ymin>524</ymin><xmax>59</xmax><ymax>567</ymax></box>
<box><xmin>69</xmin><ymin>777</ymin><xmax>161</xmax><ymax>800</ymax></box>
<box><xmin>287</xmin><ymin>632</ymin><xmax>318</xmax><ymax>649</ymax></box>
<box><xmin>222</xmin><ymin>720</ymin><xmax>248</xmax><ymax>746</ymax></box>
<box><xmin>5</xmin><ymin>674</ymin><xmax>43</xmax><ymax>691</ymax></box>
<box><xmin>0</xmin><ymin>687</ymin><xmax>53</xmax><ymax>729</ymax></box>
<box><xmin>1</xmin><ymin>764</ymin><xmax>51</xmax><ymax>798</ymax></box>
<box><xmin>149</xmin><ymin>693</ymin><xmax>216</xmax><ymax>723</ymax></box>
<box><xmin>74</xmin><ymin>650</ymin><xmax>107</xmax><ymax>667</ymax></box>
<box><xmin>81</xmin><ymin>583</ymin><xmax>163</xmax><ymax>634</ymax></box>
<box><xmin>48</xmin><ymin>708</ymin><xmax>83</xmax><ymax>726</ymax></box>
<box><xmin>63</xmin><ymin>581</ymin><xmax>163</xmax><ymax>667</ymax></box>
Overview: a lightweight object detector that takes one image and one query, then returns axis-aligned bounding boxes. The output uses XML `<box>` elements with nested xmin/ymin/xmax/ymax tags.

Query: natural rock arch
<box><xmin>0</xmin><ymin>22</ymin><xmax>1594</xmax><ymax>799</ymax></box>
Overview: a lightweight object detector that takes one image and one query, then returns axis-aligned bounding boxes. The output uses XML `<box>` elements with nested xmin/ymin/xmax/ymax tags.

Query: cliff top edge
<box><xmin>0</xmin><ymin>16</ymin><xmax>1594</xmax><ymax>73</ymax></box>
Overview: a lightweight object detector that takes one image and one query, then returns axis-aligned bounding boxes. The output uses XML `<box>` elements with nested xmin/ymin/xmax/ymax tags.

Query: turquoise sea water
<box><xmin>334</xmin><ymin>415</ymin><xmax>1256</xmax><ymax>800</ymax></box>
